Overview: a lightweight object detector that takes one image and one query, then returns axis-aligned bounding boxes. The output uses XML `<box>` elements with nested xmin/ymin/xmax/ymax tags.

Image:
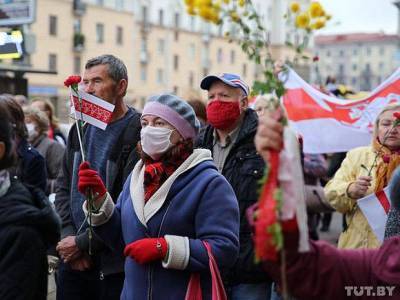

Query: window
<box><xmin>73</xmin><ymin>19</ymin><xmax>81</xmax><ymax>34</ymax></box>
<box><xmin>96</xmin><ymin>0</ymin><xmax>104</xmax><ymax>5</ymax></box>
<box><xmin>351</xmin><ymin>77</ymin><xmax>357</xmax><ymax>85</ymax></box>
<box><xmin>338</xmin><ymin>64</ymin><xmax>344</xmax><ymax>74</ymax></box>
<box><xmin>158</xmin><ymin>39</ymin><xmax>165</xmax><ymax>54</ymax></box>
<box><xmin>157</xmin><ymin>69</ymin><xmax>164</xmax><ymax>84</ymax></box>
<box><xmin>339</xmin><ymin>49</ymin><xmax>344</xmax><ymax>57</ymax></box>
<box><xmin>190</xmin><ymin>16</ymin><xmax>195</xmax><ymax>31</ymax></box>
<box><xmin>326</xmin><ymin>50</ymin><xmax>331</xmax><ymax>57</ymax></box>
<box><xmin>379</xmin><ymin>47</ymin><xmax>385</xmax><ymax>55</ymax></box>
<box><xmin>353</xmin><ymin>48</ymin><xmax>358</xmax><ymax>56</ymax></box>
<box><xmin>217</xmin><ymin>48</ymin><xmax>223</xmax><ymax>63</ymax></box>
<box><xmin>116</xmin><ymin>0</ymin><xmax>124</xmax><ymax>10</ymax></box>
<box><xmin>173</xmin><ymin>86</ymin><xmax>178</xmax><ymax>94</ymax></box>
<box><xmin>96</xmin><ymin>23</ymin><xmax>104</xmax><ymax>43</ymax></box>
<box><xmin>174</xmin><ymin>13</ymin><xmax>180</xmax><ymax>28</ymax></box>
<box><xmin>49</xmin><ymin>15</ymin><xmax>57</xmax><ymax>36</ymax></box>
<box><xmin>142</xmin><ymin>6</ymin><xmax>148</xmax><ymax>24</ymax></box>
<box><xmin>116</xmin><ymin>26</ymin><xmax>123</xmax><ymax>45</ymax></box>
<box><xmin>173</xmin><ymin>55</ymin><xmax>179</xmax><ymax>71</ymax></box>
<box><xmin>73</xmin><ymin>56</ymin><xmax>81</xmax><ymax>74</ymax></box>
<box><xmin>366</xmin><ymin>47</ymin><xmax>371</xmax><ymax>56</ymax></box>
<box><xmin>189</xmin><ymin>43</ymin><xmax>195</xmax><ymax>60</ymax></box>
<box><xmin>49</xmin><ymin>54</ymin><xmax>57</xmax><ymax>72</ymax></box>
<box><xmin>352</xmin><ymin>64</ymin><xmax>357</xmax><ymax>71</ymax></box>
<box><xmin>230</xmin><ymin>50</ymin><xmax>235</xmax><ymax>64</ymax></box>
<box><xmin>140</xmin><ymin>66</ymin><xmax>147</xmax><ymax>82</ymax></box>
<box><xmin>159</xmin><ymin>9</ymin><xmax>164</xmax><ymax>26</ymax></box>
<box><xmin>189</xmin><ymin>71</ymin><xmax>194</xmax><ymax>87</ymax></box>
<box><xmin>379</xmin><ymin>62</ymin><xmax>384</xmax><ymax>70</ymax></box>
<box><xmin>242</xmin><ymin>64</ymin><xmax>247</xmax><ymax>77</ymax></box>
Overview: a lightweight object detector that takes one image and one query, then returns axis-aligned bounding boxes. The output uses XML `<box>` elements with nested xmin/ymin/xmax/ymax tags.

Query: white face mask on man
<box><xmin>140</xmin><ymin>125</ymin><xmax>175</xmax><ymax>160</ymax></box>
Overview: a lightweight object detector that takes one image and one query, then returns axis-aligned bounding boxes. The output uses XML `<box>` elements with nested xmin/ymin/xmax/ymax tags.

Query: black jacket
<box><xmin>197</xmin><ymin>109</ymin><xmax>269</xmax><ymax>285</ymax></box>
<box><xmin>0</xmin><ymin>179</ymin><xmax>61</xmax><ymax>300</ymax></box>
<box><xmin>9</xmin><ymin>139</ymin><xmax>47</xmax><ymax>192</ymax></box>
<box><xmin>55</xmin><ymin>107</ymin><xmax>141</xmax><ymax>276</ymax></box>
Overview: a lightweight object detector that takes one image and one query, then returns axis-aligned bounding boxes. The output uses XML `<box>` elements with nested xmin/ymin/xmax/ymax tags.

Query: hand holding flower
<box><xmin>347</xmin><ymin>176</ymin><xmax>372</xmax><ymax>199</ymax></box>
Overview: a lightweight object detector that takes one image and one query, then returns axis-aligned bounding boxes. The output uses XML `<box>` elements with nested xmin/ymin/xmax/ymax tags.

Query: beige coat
<box><xmin>324</xmin><ymin>146</ymin><xmax>381</xmax><ymax>249</ymax></box>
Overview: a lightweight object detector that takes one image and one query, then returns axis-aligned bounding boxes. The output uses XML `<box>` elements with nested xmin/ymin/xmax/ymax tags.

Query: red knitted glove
<box><xmin>78</xmin><ymin>162</ymin><xmax>106</xmax><ymax>200</ymax></box>
<box><xmin>124</xmin><ymin>238</ymin><xmax>168</xmax><ymax>264</ymax></box>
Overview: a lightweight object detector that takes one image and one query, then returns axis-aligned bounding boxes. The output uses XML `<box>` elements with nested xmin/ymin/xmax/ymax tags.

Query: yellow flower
<box><xmin>187</xmin><ymin>6</ymin><xmax>196</xmax><ymax>15</ymax></box>
<box><xmin>223</xmin><ymin>0</ymin><xmax>230</xmax><ymax>3</ymax></box>
<box><xmin>230</xmin><ymin>11</ymin><xmax>240</xmax><ymax>22</ymax></box>
<box><xmin>185</xmin><ymin>0</ymin><xmax>195</xmax><ymax>5</ymax></box>
<box><xmin>295</xmin><ymin>13</ymin><xmax>310</xmax><ymax>29</ymax></box>
<box><xmin>199</xmin><ymin>6</ymin><xmax>213</xmax><ymax>20</ymax></box>
<box><xmin>239</xmin><ymin>0</ymin><xmax>246</xmax><ymax>7</ymax></box>
<box><xmin>214</xmin><ymin>0</ymin><xmax>221</xmax><ymax>10</ymax></box>
<box><xmin>311</xmin><ymin>17</ymin><xmax>325</xmax><ymax>29</ymax></box>
<box><xmin>289</xmin><ymin>2</ymin><xmax>300</xmax><ymax>13</ymax></box>
<box><xmin>195</xmin><ymin>0</ymin><xmax>212</xmax><ymax>8</ymax></box>
<box><xmin>309</xmin><ymin>2</ymin><xmax>323</xmax><ymax>18</ymax></box>
<box><xmin>211</xmin><ymin>12</ymin><xmax>221</xmax><ymax>24</ymax></box>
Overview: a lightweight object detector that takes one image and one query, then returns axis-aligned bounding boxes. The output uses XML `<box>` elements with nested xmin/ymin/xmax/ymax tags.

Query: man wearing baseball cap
<box><xmin>197</xmin><ymin>73</ymin><xmax>271</xmax><ymax>299</ymax></box>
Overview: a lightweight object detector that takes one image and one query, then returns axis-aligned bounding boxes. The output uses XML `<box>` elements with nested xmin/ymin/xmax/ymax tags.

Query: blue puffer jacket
<box><xmin>93</xmin><ymin>149</ymin><xmax>240</xmax><ymax>300</ymax></box>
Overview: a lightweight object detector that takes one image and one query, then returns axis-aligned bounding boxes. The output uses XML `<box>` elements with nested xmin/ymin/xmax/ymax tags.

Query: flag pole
<box><xmin>70</xmin><ymin>89</ymin><xmax>86</xmax><ymax>161</ymax></box>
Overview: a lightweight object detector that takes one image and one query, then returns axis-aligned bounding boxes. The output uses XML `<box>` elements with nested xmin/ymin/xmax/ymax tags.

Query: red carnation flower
<box><xmin>393</xmin><ymin>112</ymin><xmax>400</xmax><ymax>120</ymax></box>
<box><xmin>64</xmin><ymin>75</ymin><xmax>82</xmax><ymax>87</ymax></box>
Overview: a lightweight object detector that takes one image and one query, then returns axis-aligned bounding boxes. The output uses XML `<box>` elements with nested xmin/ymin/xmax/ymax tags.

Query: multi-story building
<box><xmin>314</xmin><ymin>33</ymin><xmax>400</xmax><ymax>91</ymax></box>
<box><xmin>0</xmin><ymin>0</ymin><xmax>312</xmax><ymax>121</ymax></box>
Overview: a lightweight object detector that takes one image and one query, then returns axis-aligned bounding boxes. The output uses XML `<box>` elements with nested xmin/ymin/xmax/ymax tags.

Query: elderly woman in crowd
<box><xmin>325</xmin><ymin>104</ymin><xmax>400</xmax><ymax>249</ymax></box>
<box><xmin>31</xmin><ymin>98</ymin><xmax>67</xmax><ymax>145</ymax></box>
<box><xmin>24</xmin><ymin>106</ymin><xmax>65</xmax><ymax>195</ymax></box>
<box><xmin>74</xmin><ymin>94</ymin><xmax>240</xmax><ymax>299</ymax></box>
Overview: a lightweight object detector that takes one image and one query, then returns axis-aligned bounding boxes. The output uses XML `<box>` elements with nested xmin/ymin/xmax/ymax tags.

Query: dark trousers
<box><xmin>56</xmin><ymin>261</ymin><xmax>124</xmax><ymax>300</ymax></box>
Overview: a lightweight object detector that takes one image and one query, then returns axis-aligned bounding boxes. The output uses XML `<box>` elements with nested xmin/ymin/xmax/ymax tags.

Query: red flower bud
<box><xmin>383</xmin><ymin>154</ymin><xmax>390</xmax><ymax>164</ymax></box>
<box><xmin>312</xmin><ymin>55</ymin><xmax>319</xmax><ymax>62</ymax></box>
<box><xmin>64</xmin><ymin>75</ymin><xmax>82</xmax><ymax>87</ymax></box>
<box><xmin>393</xmin><ymin>112</ymin><xmax>400</xmax><ymax>120</ymax></box>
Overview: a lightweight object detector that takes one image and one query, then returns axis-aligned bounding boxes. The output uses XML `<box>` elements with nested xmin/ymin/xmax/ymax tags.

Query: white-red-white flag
<box><xmin>70</xmin><ymin>90</ymin><xmax>115</xmax><ymax>130</ymax></box>
<box><xmin>357</xmin><ymin>187</ymin><xmax>391</xmax><ymax>242</ymax></box>
<box><xmin>280</xmin><ymin>68</ymin><xmax>400</xmax><ymax>154</ymax></box>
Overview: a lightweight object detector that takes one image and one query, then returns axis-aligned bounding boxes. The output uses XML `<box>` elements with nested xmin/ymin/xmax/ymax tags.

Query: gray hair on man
<box><xmin>85</xmin><ymin>54</ymin><xmax>128</xmax><ymax>83</ymax></box>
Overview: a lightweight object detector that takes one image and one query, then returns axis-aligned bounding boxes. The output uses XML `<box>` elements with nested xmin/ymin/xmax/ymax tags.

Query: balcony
<box><xmin>73</xmin><ymin>33</ymin><xmax>85</xmax><ymax>52</ymax></box>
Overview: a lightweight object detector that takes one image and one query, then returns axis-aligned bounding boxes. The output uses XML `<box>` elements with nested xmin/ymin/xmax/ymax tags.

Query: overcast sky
<box><xmin>318</xmin><ymin>0</ymin><xmax>399</xmax><ymax>35</ymax></box>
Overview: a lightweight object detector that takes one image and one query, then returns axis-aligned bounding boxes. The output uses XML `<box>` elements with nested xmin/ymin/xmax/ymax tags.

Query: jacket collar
<box><xmin>130</xmin><ymin>149</ymin><xmax>213</xmax><ymax>227</ymax></box>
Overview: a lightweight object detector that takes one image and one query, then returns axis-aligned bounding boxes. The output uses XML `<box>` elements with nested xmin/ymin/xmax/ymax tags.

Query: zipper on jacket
<box><xmin>145</xmin><ymin>197</ymin><xmax>174</xmax><ymax>300</ymax></box>
<box><xmin>147</xmin><ymin>265</ymin><xmax>153</xmax><ymax>300</ymax></box>
<box><xmin>99</xmin><ymin>270</ymin><xmax>104</xmax><ymax>281</ymax></box>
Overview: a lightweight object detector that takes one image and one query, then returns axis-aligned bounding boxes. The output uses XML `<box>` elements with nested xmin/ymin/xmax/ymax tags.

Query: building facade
<box><xmin>314</xmin><ymin>33</ymin><xmax>400</xmax><ymax>91</ymax></box>
<box><xmin>0</xmin><ymin>0</ymin><xmax>312</xmax><ymax>121</ymax></box>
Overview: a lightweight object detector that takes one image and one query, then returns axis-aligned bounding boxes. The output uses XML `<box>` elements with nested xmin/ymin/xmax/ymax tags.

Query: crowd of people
<box><xmin>1</xmin><ymin>53</ymin><xmax>400</xmax><ymax>300</ymax></box>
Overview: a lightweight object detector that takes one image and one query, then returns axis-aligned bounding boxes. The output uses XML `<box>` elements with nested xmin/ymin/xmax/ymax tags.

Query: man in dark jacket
<box><xmin>55</xmin><ymin>54</ymin><xmax>141</xmax><ymax>300</ymax></box>
<box><xmin>197</xmin><ymin>73</ymin><xmax>271</xmax><ymax>299</ymax></box>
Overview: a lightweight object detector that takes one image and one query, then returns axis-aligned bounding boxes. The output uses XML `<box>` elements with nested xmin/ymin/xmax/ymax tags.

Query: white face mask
<box><xmin>26</xmin><ymin>123</ymin><xmax>38</xmax><ymax>139</ymax></box>
<box><xmin>140</xmin><ymin>126</ymin><xmax>174</xmax><ymax>160</ymax></box>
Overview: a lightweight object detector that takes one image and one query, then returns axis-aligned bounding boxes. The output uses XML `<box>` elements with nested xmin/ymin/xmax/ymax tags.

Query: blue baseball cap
<box><xmin>200</xmin><ymin>73</ymin><xmax>250</xmax><ymax>97</ymax></box>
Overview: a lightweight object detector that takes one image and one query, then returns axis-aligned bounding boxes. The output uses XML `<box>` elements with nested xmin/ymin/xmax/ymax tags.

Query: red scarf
<box><xmin>143</xmin><ymin>143</ymin><xmax>192</xmax><ymax>202</ymax></box>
